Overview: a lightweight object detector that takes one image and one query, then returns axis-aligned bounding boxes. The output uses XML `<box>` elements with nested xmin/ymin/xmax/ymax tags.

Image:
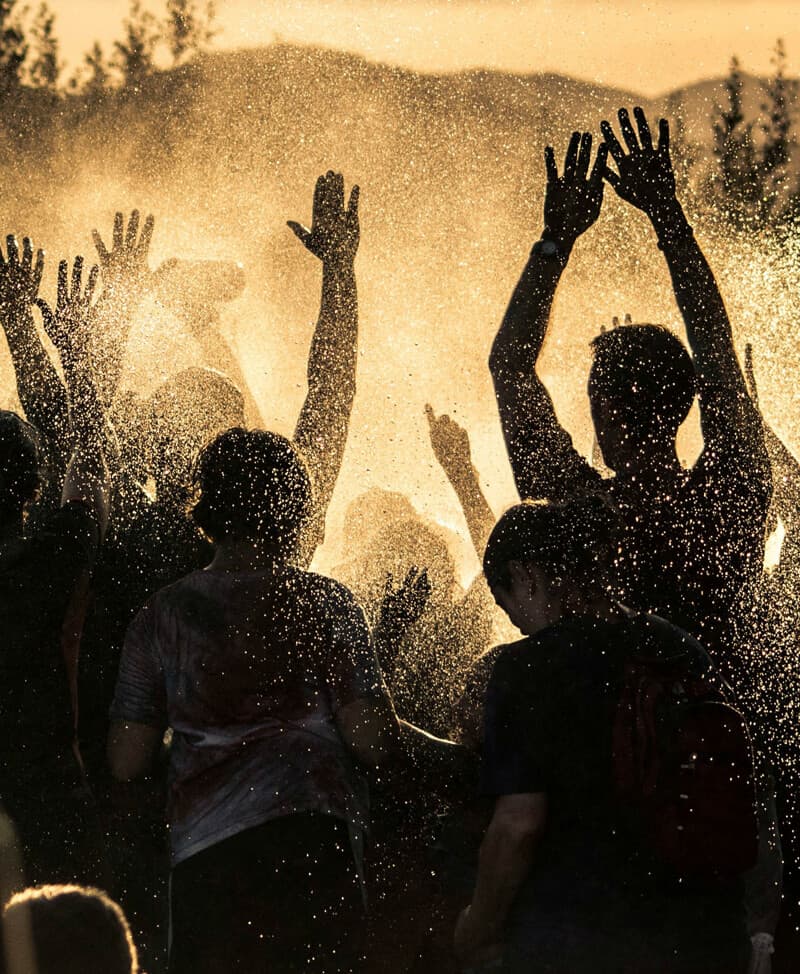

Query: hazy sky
<box><xmin>48</xmin><ymin>0</ymin><xmax>800</xmax><ymax>95</ymax></box>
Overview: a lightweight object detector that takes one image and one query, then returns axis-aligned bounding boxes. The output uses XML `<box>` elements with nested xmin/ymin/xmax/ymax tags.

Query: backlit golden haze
<box><xmin>0</xmin><ymin>3</ymin><xmax>798</xmax><ymax>583</ymax></box>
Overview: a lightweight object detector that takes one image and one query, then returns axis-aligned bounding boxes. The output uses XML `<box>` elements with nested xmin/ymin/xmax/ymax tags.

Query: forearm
<box><xmin>444</xmin><ymin>462</ymin><xmax>495</xmax><ymax>557</ymax></box>
<box><xmin>651</xmin><ymin>198</ymin><xmax>742</xmax><ymax>387</ymax></box>
<box><xmin>469</xmin><ymin>814</ymin><xmax>540</xmax><ymax>936</ymax></box>
<box><xmin>88</xmin><ymin>291</ymin><xmax>142</xmax><ymax>408</ymax></box>
<box><xmin>293</xmin><ymin>258</ymin><xmax>358</xmax><ymax>558</ymax></box>
<box><xmin>490</xmin><ymin>249</ymin><xmax>565</xmax><ymax>378</ymax></box>
<box><xmin>2</xmin><ymin>307</ymin><xmax>69</xmax><ymax>443</ymax></box>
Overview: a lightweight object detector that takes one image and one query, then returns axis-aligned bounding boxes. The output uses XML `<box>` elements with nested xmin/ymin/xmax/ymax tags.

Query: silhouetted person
<box><xmin>108</xmin><ymin>428</ymin><xmax>398</xmax><ymax>974</ymax></box>
<box><xmin>1</xmin><ymin>885</ymin><xmax>138</xmax><ymax>974</ymax></box>
<box><xmin>456</xmin><ymin>497</ymin><xmax>749</xmax><ymax>974</ymax></box>
<box><xmin>0</xmin><ymin>256</ymin><xmax>109</xmax><ymax>885</ymax></box>
<box><xmin>489</xmin><ymin>108</ymin><xmax>771</xmax><ymax>676</ymax></box>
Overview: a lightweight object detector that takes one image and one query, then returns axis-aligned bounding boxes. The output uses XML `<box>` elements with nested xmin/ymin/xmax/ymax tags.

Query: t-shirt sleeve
<box><xmin>324</xmin><ymin>583</ymin><xmax>388</xmax><ymax>713</ymax></box>
<box><xmin>110</xmin><ymin>600</ymin><xmax>167</xmax><ymax>728</ymax></box>
<box><xmin>480</xmin><ymin>650</ymin><xmax>552</xmax><ymax>796</ymax></box>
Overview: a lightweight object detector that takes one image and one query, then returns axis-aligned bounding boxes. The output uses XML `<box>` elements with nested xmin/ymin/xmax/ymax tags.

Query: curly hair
<box><xmin>190</xmin><ymin>428</ymin><xmax>313</xmax><ymax>546</ymax></box>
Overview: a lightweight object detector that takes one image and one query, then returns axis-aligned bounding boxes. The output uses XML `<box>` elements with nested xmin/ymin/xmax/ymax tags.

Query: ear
<box><xmin>508</xmin><ymin>559</ymin><xmax>534</xmax><ymax>590</ymax></box>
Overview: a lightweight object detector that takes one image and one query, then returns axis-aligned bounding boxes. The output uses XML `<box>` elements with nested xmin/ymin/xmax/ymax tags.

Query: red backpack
<box><xmin>612</xmin><ymin>618</ymin><xmax>759</xmax><ymax>879</ymax></box>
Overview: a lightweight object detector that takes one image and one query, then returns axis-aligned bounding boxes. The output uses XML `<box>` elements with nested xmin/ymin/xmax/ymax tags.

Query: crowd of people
<box><xmin>0</xmin><ymin>105</ymin><xmax>795</xmax><ymax>973</ymax></box>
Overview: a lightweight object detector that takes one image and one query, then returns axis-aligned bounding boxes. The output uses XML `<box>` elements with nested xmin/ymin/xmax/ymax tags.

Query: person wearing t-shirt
<box><xmin>455</xmin><ymin>497</ymin><xmax>749</xmax><ymax>974</ymax></box>
<box><xmin>108</xmin><ymin>429</ymin><xmax>398</xmax><ymax>974</ymax></box>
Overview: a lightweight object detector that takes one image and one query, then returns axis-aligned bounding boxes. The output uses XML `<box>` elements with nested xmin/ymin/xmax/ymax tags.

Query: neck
<box><xmin>210</xmin><ymin>538</ymin><xmax>288</xmax><ymax>572</ymax></box>
<box><xmin>616</xmin><ymin>442</ymin><xmax>681</xmax><ymax>491</ymax></box>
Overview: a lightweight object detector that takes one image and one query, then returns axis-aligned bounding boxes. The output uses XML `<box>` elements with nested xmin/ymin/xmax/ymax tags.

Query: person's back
<box><xmin>113</xmin><ymin>562</ymin><xmax>381</xmax><ymax>865</ymax></box>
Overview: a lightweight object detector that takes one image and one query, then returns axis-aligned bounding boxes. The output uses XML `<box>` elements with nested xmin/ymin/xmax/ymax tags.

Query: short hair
<box><xmin>2</xmin><ymin>885</ymin><xmax>137</xmax><ymax>974</ymax></box>
<box><xmin>483</xmin><ymin>494</ymin><xmax>620</xmax><ymax>594</ymax></box>
<box><xmin>588</xmin><ymin>324</ymin><xmax>696</xmax><ymax>433</ymax></box>
<box><xmin>0</xmin><ymin>411</ymin><xmax>41</xmax><ymax>524</ymax></box>
<box><xmin>191</xmin><ymin>428</ymin><xmax>313</xmax><ymax>545</ymax></box>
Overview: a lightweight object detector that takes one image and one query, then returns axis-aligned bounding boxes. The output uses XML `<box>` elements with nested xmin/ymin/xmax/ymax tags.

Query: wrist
<box><xmin>647</xmin><ymin>198</ymin><xmax>692</xmax><ymax>246</ymax></box>
<box><xmin>323</xmin><ymin>253</ymin><xmax>356</xmax><ymax>273</ymax></box>
<box><xmin>531</xmin><ymin>234</ymin><xmax>572</xmax><ymax>266</ymax></box>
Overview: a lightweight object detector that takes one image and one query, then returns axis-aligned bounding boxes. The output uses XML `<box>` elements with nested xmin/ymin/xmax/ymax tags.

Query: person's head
<box><xmin>339</xmin><ymin>488</ymin><xmax>459</xmax><ymax>610</ymax></box>
<box><xmin>483</xmin><ymin>495</ymin><xmax>619</xmax><ymax>635</ymax></box>
<box><xmin>191</xmin><ymin>427</ymin><xmax>312</xmax><ymax>548</ymax></box>
<box><xmin>0</xmin><ymin>411</ymin><xmax>40</xmax><ymax>531</ymax></box>
<box><xmin>2</xmin><ymin>885</ymin><xmax>138</xmax><ymax>974</ymax></box>
<box><xmin>146</xmin><ymin>367</ymin><xmax>246</xmax><ymax>498</ymax></box>
<box><xmin>587</xmin><ymin>324</ymin><xmax>696</xmax><ymax>472</ymax></box>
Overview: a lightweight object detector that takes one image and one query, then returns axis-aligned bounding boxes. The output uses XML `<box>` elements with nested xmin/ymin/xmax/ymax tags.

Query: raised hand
<box><xmin>426</xmin><ymin>404</ymin><xmax>472</xmax><ymax>472</ymax></box>
<box><xmin>542</xmin><ymin>132</ymin><xmax>607</xmax><ymax>248</ymax></box>
<box><xmin>600</xmin><ymin>107</ymin><xmax>677</xmax><ymax>216</ymax></box>
<box><xmin>36</xmin><ymin>257</ymin><xmax>100</xmax><ymax>364</ymax></box>
<box><xmin>92</xmin><ymin>209</ymin><xmax>154</xmax><ymax>294</ymax></box>
<box><xmin>0</xmin><ymin>235</ymin><xmax>45</xmax><ymax>314</ymax></box>
<box><xmin>287</xmin><ymin>171</ymin><xmax>359</xmax><ymax>264</ymax></box>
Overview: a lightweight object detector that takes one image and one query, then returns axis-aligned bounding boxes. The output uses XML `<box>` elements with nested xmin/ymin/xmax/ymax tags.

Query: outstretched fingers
<box><xmin>576</xmin><ymin>133</ymin><xmax>593</xmax><ymax>181</ymax></box>
<box><xmin>633</xmin><ymin>107</ymin><xmax>653</xmax><ymax>151</ymax></box>
<box><xmin>125</xmin><ymin>210</ymin><xmax>140</xmax><ymax>250</ymax></box>
<box><xmin>544</xmin><ymin>145</ymin><xmax>559</xmax><ymax>183</ymax></box>
<box><xmin>589</xmin><ymin>142</ymin><xmax>608</xmax><ymax>188</ymax></box>
<box><xmin>600</xmin><ymin>118</ymin><xmax>625</xmax><ymax>166</ymax></box>
<box><xmin>618</xmin><ymin>108</ymin><xmax>640</xmax><ymax>154</ymax></box>
<box><xmin>563</xmin><ymin>131</ymin><xmax>581</xmax><ymax>180</ymax></box>
<box><xmin>346</xmin><ymin>184</ymin><xmax>360</xmax><ymax>225</ymax></box>
<box><xmin>657</xmin><ymin>117</ymin><xmax>670</xmax><ymax>157</ymax></box>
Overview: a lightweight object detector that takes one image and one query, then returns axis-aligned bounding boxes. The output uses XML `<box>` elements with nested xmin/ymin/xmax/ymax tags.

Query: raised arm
<box><xmin>37</xmin><ymin>257</ymin><xmax>110</xmax><ymax>533</ymax></box>
<box><xmin>289</xmin><ymin>171</ymin><xmax>360</xmax><ymax>566</ymax></box>
<box><xmin>425</xmin><ymin>405</ymin><xmax>495</xmax><ymax>557</ymax></box>
<box><xmin>90</xmin><ymin>209</ymin><xmax>155</xmax><ymax>408</ymax></box>
<box><xmin>0</xmin><ymin>235</ymin><xmax>70</xmax><ymax>461</ymax></box>
<box><xmin>490</xmin><ymin>134</ymin><xmax>607</xmax><ymax>501</ymax></box>
<box><xmin>601</xmin><ymin>107</ymin><xmax>765</xmax><ymax>470</ymax></box>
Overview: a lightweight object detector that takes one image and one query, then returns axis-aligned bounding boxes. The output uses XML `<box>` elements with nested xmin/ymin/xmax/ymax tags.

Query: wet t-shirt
<box><xmin>480</xmin><ymin>614</ymin><xmax>745</xmax><ymax>917</ymax></box>
<box><xmin>111</xmin><ymin>564</ymin><xmax>386</xmax><ymax>865</ymax></box>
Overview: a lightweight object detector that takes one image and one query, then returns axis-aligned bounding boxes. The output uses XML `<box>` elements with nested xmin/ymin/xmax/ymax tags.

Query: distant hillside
<box><xmin>1</xmin><ymin>43</ymin><xmax>798</xmax><ymax>546</ymax></box>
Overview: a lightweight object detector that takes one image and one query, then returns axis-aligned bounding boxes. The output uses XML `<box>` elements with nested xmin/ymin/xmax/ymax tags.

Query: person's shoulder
<box><xmin>486</xmin><ymin>637</ymin><xmax>540</xmax><ymax>684</ymax></box>
<box><xmin>292</xmin><ymin>568</ymin><xmax>363</xmax><ymax>608</ymax></box>
<box><xmin>634</xmin><ymin>611</ymin><xmax>713</xmax><ymax>673</ymax></box>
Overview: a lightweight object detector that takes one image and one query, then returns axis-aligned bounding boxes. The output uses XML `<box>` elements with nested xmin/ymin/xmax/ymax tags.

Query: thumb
<box><xmin>287</xmin><ymin>221</ymin><xmax>313</xmax><ymax>249</ymax></box>
<box><xmin>34</xmin><ymin>297</ymin><xmax>54</xmax><ymax>330</ymax></box>
<box><xmin>424</xmin><ymin>403</ymin><xmax>437</xmax><ymax>429</ymax></box>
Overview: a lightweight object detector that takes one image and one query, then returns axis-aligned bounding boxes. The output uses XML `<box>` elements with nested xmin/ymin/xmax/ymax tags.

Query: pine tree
<box><xmin>165</xmin><ymin>0</ymin><xmax>216</xmax><ymax>65</ymax></box>
<box><xmin>760</xmin><ymin>39</ymin><xmax>799</xmax><ymax>223</ymax></box>
<box><xmin>0</xmin><ymin>0</ymin><xmax>27</xmax><ymax>94</ymax></box>
<box><xmin>27</xmin><ymin>2</ymin><xmax>60</xmax><ymax>91</ymax></box>
<box><xmin>113</xmin><ymin>0</ymin><xmax>160</xmax><ymax>89</ymax></box>
<box><xmin>712</xmin><ymin>56</ymin><xmax>762</xmax><ymax>230</ymax></box>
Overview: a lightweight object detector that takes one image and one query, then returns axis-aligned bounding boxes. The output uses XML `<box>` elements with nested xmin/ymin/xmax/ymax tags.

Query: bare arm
<box><xmin>455</xmin><ymin>793</ymin><xmax>547</xmax><ymax>965</ymax></box>
<box><xmin>425</xmin><ymin>405</ymin><xmax>495</xmax><ymax>557</ymax></box>
<box><xmin>335</xmin><ymin>696</ymin><xmax>399</xmax><ymax>767</ymax></box>
<box><xmin>490</xmin><ymin>134</ymin><xmax>607</xmax><ymax>501</ymax></box>
<box><xmin>38</xmin><ymin>257</ymin><xmax>110</xmax><ymax>534</ymax></box>
<box><xmin>602</xmin><ymin>108</ymin><xmax>766</xmax><ymax>472</ymax></box>
<box><xmin>290</xmin><ymin>172</ymin><xmax>360</xmax><ymax>566</ymax></box>
<box><xmin>0</xmin><ymin>235</ymin><xmax>70</xmax><ymax>463</ymax></box>
<box><xmin>90</xmin><ymin>210</ymin><xmax>155</xmax><ymax>408</ymax></box>
<box><xmin>107</xmin><ymin>719</ymin><xmax>161</xmax><ymax>781</ymax></box>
